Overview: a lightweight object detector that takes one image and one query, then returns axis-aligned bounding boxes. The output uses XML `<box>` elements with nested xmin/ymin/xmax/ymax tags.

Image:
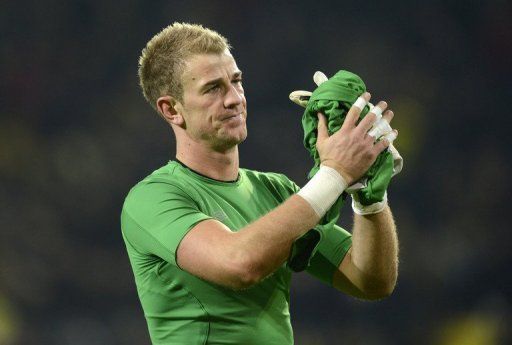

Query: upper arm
<box><xmin>333</xmin><ymin>247</ymin><xmax>368</xmax><ymax>299</ymax></box>
<box><xmin>122</xmin><ymin>181</ymin><xmax>255</xmax><ymax>290</ymax></box>
<box><xmin>176</xmin><ymin>219</ymin><xmax>254</xmax><ymax>289</ymax></box>
<box><xmin>121</xmin><ymin>182</ymin><xmax>211</xmax><ymax>266</ymax></box>
<box><xmin>334</xmin><ymin>245</ymin><xmax>395</xmax><ymax>300</ymax></box>
<box><xmin>305</xmin><ymin>224</ymin><xmax>352</xmax><ymax>286</ymax></box>
<box><xmin>301</xmin><ymin>224</ymin><xmax>374</xmax><ymax>299</ymax></box>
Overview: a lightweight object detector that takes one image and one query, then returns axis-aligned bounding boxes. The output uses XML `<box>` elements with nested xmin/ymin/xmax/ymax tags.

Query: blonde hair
<box><xmin>138</xmin><ymin>22</ymin><xmax>231</xmax><ymax>110</ymax></box>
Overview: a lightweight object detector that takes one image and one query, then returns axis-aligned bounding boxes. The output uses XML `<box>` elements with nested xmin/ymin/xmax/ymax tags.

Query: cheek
<box><xmin>243</xmin><ymin>100</ymin><xmax>248</xmax><ymax>117</ymax></box>
<box><xmin>186</xmin><ymin>102</ymin><xmax>213</xmax><ymax>125</ymax></box>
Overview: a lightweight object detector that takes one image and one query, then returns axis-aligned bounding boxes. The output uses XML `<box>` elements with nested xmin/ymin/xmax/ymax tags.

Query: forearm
<box><xmin>230</xmin><ymin>194</ymin><xmax>320</xmax><ymax>284</ymax></box>
<box><xmin>229</xmin><ymin>165</ymin><xmax>349</xmax><ymax>285</ymax></box>
<box><xmin>348</xmin><ymin>206</ymin><xmax>398</xmax><ymax>297</ymax></box>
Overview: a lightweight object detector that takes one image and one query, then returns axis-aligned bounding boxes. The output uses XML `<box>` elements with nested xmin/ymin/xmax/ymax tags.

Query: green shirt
<box><xmin>121</xmin><ymin>161</ymin><xmax>352</xmax><ymax>344</ymax></box>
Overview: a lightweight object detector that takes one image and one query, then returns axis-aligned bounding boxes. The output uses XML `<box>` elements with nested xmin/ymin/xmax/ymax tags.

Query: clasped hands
<box><xmin>290</xmin><ymin>71</ymin><xmax>403</xmax><ymax>214</ymax></box>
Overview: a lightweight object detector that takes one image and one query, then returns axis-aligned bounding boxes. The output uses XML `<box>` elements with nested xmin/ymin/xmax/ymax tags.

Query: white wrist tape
<box><xmin>298</xmin><ymin>165</ymin><xmax>348</xmax><ymax>217</ymax></box>
<box><xmin>352</xmin><ymin>192</ymin><xmax>388</xmax><ymax>215</ymax></box>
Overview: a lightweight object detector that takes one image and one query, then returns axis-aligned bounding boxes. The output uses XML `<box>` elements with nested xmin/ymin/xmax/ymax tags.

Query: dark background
<box><xmin>1</xmin><ymin>1</ymin><xmax>511</xmax><ymax>344</ymax></box>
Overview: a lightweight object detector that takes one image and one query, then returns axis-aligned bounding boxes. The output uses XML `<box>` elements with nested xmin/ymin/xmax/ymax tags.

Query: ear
<box><xmin>156</xmin><ymin>95</ymin><xmax>185</xmax><ymax>126</ymax></box>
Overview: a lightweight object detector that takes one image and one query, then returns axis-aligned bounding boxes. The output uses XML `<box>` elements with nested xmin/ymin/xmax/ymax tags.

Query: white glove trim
<box><xmin>352</xmin><ymin>192</ymin><xmax>388</xmax><ymax>215</ymax></box>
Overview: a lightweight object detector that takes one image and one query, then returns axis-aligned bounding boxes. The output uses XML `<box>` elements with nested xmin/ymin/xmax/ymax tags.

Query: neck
<box><xmin>175</xmin><ymin>137</ymin><xmax>240</xmax><ymax>182</ymax></box>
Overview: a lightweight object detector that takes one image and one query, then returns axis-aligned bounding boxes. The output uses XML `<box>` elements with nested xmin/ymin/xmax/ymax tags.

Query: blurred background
<box><xmin>1</xmin><ymin>0</ymin><xmax>511</xmax><ymax>344</ymax></box>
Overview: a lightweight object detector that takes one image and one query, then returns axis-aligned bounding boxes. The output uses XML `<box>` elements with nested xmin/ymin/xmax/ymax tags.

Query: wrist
<box><xmin>298</xmin><ymin>165</ymin><xmax>348</xmax><ymax>217</ymax></box>
<box><xmin>319</xmin><ymin>161</ymin><xmax>354</xmax><ymax>186</ymax></box>
<box><xmin>352</xmin><ymin>192</ymin><xmax>388</xmax><ymax>215</ymax></box>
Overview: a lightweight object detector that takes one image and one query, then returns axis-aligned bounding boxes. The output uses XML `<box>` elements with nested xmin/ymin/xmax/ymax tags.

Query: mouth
<box><xmin>222</xmin><ymin>113</ymin><xmax>243</xmax><ymax>121</ymax></box>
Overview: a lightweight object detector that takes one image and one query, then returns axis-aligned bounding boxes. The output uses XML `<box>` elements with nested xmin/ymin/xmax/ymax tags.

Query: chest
<box><xmin>190</xmin><ymin>182</ymin><xmax>285</xmax><ymax>231</ymax></box>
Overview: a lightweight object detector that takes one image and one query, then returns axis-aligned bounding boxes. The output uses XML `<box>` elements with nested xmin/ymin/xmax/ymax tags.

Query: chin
<box><xmin>225</xmin><ymin>125</ymin><xmax>247</xmax><ymax>141</ymax></box>
<box><xmin>227</xmin><ymin>132</ymin><xmax>247</xmax><ymax>147</ymax></box>
<box><xmin>213</xmin><ymin>130</ymin><xmax>247</xmax><ymax>151</ymax></box>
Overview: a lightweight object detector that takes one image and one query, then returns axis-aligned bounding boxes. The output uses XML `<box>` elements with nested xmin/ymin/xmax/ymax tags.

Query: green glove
<box><xmin>354</xmin><ymin>149</ymin><xmax>394</xmax><ymax>205</ymax></box>
<box><xmin>290</xmin><ymin>70</ymin><xmax>401</xmax><ymax>218</ymax></box>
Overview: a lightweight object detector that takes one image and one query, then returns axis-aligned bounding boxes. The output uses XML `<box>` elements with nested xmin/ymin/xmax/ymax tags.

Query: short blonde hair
<box><xmin>138</xmin><ymin>22</ymin><xmax>230</xmax><ymax>110</ymax></box>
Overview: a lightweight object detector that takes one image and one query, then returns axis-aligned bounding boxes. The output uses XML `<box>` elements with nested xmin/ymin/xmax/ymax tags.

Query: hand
<box><xmin>289</xmin><ymin>71</ymin><xmax>402</xmax><ymax>182</ymax></box>
<box><xmin>350</xmin><ymin>101</ymin><xmax>399</xmax><ymax>212</ymax></box>
<box><xmin>316</xmin><ymin>92</ymin><xmax>391</xmax><ymax>185</ymax></box>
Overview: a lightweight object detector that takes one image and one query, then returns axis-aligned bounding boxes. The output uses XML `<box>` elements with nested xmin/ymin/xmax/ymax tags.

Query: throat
<box><xmin>174</xmin><ymin>158</ymin><xmax>239</xmax><ymax>183</ymax></box>
<box><xmin>175</xmin><ymin>146</ymin><xmax>240</xmax><ymax>182</ymax></box>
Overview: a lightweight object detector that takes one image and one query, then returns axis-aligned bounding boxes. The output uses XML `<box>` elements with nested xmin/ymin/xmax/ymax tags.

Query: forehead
<box><xmin>182</xmin><ymin>52</ymin><xmax>240</xmax><ymax>86</ymax></box>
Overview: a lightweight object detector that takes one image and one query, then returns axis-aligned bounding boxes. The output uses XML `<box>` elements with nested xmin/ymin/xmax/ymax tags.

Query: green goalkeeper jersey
<box><xmin>121</xmin><ymin>161</ymin><xmax>352</xmax><ymax>344</ymax></box>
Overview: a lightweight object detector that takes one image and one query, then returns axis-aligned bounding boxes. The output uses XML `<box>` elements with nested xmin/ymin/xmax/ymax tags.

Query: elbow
<box><xmin>231</xmin><ymin>272</ymin><xmax>260</xmax><ymax>291</ymax></box>
<box><xmin>228</xmin><ymin>265</ymin><xmax>261</xmax><ymax>291</ymax></box>
<box><xmin>362</xmin><ymin>283</ymin><xmax>396</xmax><ymax>300</ymax></box>
<box><xmin>225</xmin><ymin>253</ymin><xmax>265</xmax><ymax>291</ymax></box>
<box><xmin>360</xmin><ymin>276</ymin><xmax>397</xmax><ymax>301</ymax></box>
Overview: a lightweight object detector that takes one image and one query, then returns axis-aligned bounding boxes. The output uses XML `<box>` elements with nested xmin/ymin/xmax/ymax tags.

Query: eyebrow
<box><xmin>200</xmin><ymin>71</ymin><xmax>243</xmax><ymax>90</ymax></box>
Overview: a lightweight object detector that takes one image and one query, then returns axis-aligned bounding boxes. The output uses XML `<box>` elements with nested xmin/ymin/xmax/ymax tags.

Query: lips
<box><xmin>222</xmin><ymin>114</ymin><xmax>243</xmax><ymax>121</ymax></box>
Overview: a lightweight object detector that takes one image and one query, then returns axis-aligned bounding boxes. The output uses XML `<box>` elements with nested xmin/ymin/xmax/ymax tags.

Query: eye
<box><xmin>232</xmin><ymin>78</ymin><xmax>243</xmax><ymax>90</ymax></box>
<box><xmin>206</xmin><ymin>84</ymin><xmax>220</xmax><ymax>93</ymax></box>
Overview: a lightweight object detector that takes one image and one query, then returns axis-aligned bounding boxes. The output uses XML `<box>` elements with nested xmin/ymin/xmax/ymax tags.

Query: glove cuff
<box><xmin>352</xmin><ymin>192</ymin><xmax>388</xmax><ymax>215</ymax></box>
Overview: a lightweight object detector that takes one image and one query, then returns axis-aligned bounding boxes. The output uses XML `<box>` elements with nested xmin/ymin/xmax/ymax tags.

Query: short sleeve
<box><xmin>121</xmin><ymin>181</ymin><xmax>212</xmax><ymax>266</ymax></box>
<box><xmin>281</xmin><ymin>175</ymin><xmax>352</xmax><ymax>281</ymax></box>
<box><xmin>305</xmin><ymin>224</ymin><xmax>352</xmax><ymax>286</ymax></box>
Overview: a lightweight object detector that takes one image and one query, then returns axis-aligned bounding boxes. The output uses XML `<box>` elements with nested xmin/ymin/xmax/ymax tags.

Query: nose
<box><xmin>224</xmin><ymin>84</ymin><xmax>244</xmax><ymax>108</ymax></box>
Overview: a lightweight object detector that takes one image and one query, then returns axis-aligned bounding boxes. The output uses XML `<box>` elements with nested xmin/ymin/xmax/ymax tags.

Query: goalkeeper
<box><xmin>121</xmin><ymin>22</ymin><xmax>400</xmax><ymax>345</ymax></box>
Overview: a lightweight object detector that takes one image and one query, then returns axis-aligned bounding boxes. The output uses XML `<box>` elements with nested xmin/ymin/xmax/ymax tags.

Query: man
<box><xmin>121</xmin><ymin>22</ymin><xmax>398</xmax><ymax>344</ymax></box>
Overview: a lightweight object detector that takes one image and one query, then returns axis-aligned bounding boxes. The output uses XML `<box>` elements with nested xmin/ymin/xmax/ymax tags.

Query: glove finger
<box><xmin>289</xmin><ymin>90</ymin><xmax>312</xmax><ymax>108</ymax></box>
<box><xmin>382</xmin><ymin>130</ymin><xmax>398</xmax><ymax>144</ymax></box>
<box><xmin>313</xmin><ymin>71</ymin><xmax>328</xmax><ymax>86</ymax></box>
<box><xmin>388</xmin><ymin>142</ymin><xmax>403</xmax><ymax>175</ymax></box>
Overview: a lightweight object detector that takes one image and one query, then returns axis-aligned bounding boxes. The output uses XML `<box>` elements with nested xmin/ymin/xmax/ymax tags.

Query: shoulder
<box><xmin>123</xmin><ymin>162</ymin><xmax>195</xmax><ymax>214</ymax></box>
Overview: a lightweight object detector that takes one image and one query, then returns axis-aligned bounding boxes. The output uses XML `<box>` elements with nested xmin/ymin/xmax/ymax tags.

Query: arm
<box><xmin>178</xmin><ymin>93</ymin><xmax>389</xmax><ymax>290</ymax></box>
<box><xmin>334</xmin><ymin>205</ymin><xmax>398</xmax><ymax>300</ymax></box>
<box><xmin>333</xmin><ymin>99</ymin><xmax>399</xmax><ymax>300</ymax></box>
<box><xmin>177</xmin><ymin>195</ymin><xmax>319</xmax><ymax>290</ymax></box>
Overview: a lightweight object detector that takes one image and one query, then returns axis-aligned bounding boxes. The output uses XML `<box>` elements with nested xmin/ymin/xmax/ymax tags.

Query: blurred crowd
<box><xmin>1</xmin><ymin>1</ymin><xmax>511</xmax><ymax>344</ymax></box>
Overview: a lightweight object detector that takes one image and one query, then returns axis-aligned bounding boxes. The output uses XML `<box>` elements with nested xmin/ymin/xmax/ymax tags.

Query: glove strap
<box><xmin>352</xmin><ymin>192</ymin><xmax>388</xmax><ymax>215</ymax></box>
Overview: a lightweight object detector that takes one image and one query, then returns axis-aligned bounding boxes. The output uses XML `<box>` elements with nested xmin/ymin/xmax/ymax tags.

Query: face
<box><xmin>174</xmin><ymin>51</ymin><xmax>247</xmax><ymax>151</ymax></box>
